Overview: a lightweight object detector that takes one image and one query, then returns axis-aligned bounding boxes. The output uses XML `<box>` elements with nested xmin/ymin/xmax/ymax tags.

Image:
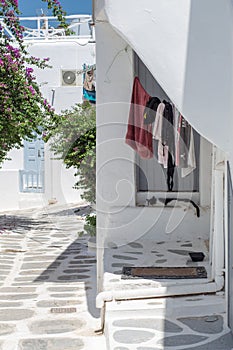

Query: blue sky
<box><xmin>18</xmin><ymin>0</ymin><xmax>92</xmax><ymax>16</ymax></box>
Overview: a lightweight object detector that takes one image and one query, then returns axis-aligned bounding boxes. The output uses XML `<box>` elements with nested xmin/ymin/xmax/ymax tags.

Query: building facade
<box><xmin>0</xmin><ymin>15</ymin><xmax>95</xmax><ymax>210</ymax></box>
<box><xmin>95</xmin><ymin>0</ymin><xmax>233</xmax><ymax>332</ymax></box>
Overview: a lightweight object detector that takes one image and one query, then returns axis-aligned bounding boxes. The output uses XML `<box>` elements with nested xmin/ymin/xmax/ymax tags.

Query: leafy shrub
<box><xmin>47</xmin><ymin>102</ymin><xmax>96</xmax><ymax>204</ymax></box>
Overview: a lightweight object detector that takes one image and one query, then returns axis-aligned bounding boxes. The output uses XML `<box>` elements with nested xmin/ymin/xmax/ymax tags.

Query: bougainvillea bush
<box><xmin>0</xmin><ymin>0</ymin><xmax>67</xmax><ymax>164</ymax></box>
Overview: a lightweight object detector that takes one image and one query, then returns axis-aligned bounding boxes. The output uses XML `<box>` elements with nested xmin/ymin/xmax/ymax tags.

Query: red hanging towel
<box><xmin>125</xmin><ymin>77</ymin><xmax>153</xmax><ymax>159</ymax></box>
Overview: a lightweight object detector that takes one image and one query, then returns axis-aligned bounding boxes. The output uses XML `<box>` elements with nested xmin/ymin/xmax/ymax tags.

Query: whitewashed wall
<box><xmin>102</xmin><ymin>0</ymin><xmax>233</xmax><ymax>163</ymax></box>
<box><xmin>95</xmin><ymin>2</ymin><xmax>213</xmax><ymax>291</ymax></box>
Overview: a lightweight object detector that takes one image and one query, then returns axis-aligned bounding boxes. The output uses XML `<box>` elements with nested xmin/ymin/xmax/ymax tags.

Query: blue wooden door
<box><xmin>19</xmin><ymin>134</ymin><xmax>45</xmax><ymax>192</ymax></box>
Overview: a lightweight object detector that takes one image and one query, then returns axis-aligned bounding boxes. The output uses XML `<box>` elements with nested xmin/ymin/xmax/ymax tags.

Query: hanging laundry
<box><xmin>181</xmin><ymin>128</ymin><xmax>196</xmax><ymax>177</ymax></box>
<box><xmin>162</xmin><ymin>102</ymin><xmax>175</xmax><ymax>191</ymax></box>
<box><xmin>83</xmin><ymin>64</ymin><xmax>96</xmax><ymax>103</ymax></box>
<box><xmin>153</xmin><ymin>102</ymin><xmax>168</xmax><ymax>168</ymax></box>
<box><xmin>162</xmin><ymin>102</ymin><xmax>175</xmax><ymax>160</ymax></box>
<box><xmin>125</xmin><ymin>77</ymin><xmax>153</xmax><ymax>159</ymax></box>
<box><xmin>177</xmin><ymin>115</ymin><xmax>196</xmax><ymax>177</ymax></box>
<box><xmin>173</xmin><ymin>105</ymin><xmax>180</xmax><ymax>167</ymax></box>
<box><xmin>143</xmin><ymin>96</ymin><xmax>161</xmax><ymax>125</ymax></box>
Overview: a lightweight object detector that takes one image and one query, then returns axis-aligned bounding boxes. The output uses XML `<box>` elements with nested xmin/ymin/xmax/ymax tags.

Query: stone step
<box><xmin>104</xmin><ymin>294</ymin><xmax>232</xmax><ymax>350</ymax></box>
<box><xmin>105</xmin><ymin>293</ymin><xmax>226</xmax><ymax>319</ymax></box>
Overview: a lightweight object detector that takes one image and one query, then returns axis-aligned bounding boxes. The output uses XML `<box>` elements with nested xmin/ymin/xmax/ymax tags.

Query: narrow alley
<box><xmin>0</xmin><ymin>204</ymin><xmax>105</xmax><ymax>350</ymax></box>
<box><xmin>0</xmin><ymin>204</ymin><xmax>233</xmax><ymax>349</ymax></box>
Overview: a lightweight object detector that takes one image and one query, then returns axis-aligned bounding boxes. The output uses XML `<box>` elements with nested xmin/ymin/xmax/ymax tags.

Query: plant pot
<box><xmin>88</xmin><ymin>236</ymin><xmax>96</xmax><ymax>253</ymax></box>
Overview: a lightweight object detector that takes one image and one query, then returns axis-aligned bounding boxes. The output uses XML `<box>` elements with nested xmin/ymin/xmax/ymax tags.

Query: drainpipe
<box><xmin>96</xmin><ymin>280</ymin><xmax>224</xmax><ymax>309</ymax></box>
<box><xmin>92</xmin><ymin>0</ymin><xmax>95</xmax><ymax>25</ymax></box>
<box><xmin>209</xmin><ymin>145</ymin><xmax>216</xmax><ymax>267</ymax></box>
<box><xmin>213</xmin><ymin>162</ymin><xmax>225</xmax><ymax>289</ymax></box>
<box><xmin>48</xmin><ymin>89</ymin><xmax>57</xmax><ymax>205</ymax></box>
<box><xmin>89</xmin><ymin>0</ymin><xmax>95</xmax><ymax>43</ymax></box>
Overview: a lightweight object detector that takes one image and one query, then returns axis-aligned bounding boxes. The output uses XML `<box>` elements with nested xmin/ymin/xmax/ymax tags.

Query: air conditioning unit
<box><xmin>61</xmin><ymin>70</ymin><xmax>82</xmax><ymax>86</ymax></box>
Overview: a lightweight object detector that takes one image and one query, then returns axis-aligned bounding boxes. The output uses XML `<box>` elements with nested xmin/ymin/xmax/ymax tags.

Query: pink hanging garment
<box><xmin>125</xmin><ymin>77</ymin><xmax>153</xmax><ymax>159</ymax></box>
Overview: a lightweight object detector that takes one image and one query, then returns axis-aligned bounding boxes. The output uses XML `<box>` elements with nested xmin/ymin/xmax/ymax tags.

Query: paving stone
<box><xmin>23</xmin><ymin>256</ymin><xmax>58</xmax><ymax>262</ymax></box>
<box><xmin>127</xmin><ymin>242</ymin><xmax>143</xmax><ymax>249</ymax></box>
<box><xmin>113</xmin><ymin>318</ymin><xmax>182</xmax><ymax>333</ymax></box>
<box><xmin>0</xmin><ymin>294</ymin><xmax>38</xmax><ymax>300</ymax></box>
<box><xmin>14</xmin><ymin>277</ymin><xmax>38</xmax><ymax>282</ymax></box>
<box><xmin>0</xmin><ymin>271</ymin><xmax>10</xmax><ymax>275</ymax></box>
<box><xmin>24</xmin><ymin>252</ymin><xmax>47</xmax><ymax>256</ymax></box>
<box><xmin>65</xmin><ymin>264</ymin><xmax>92</xmax><ymax>268</ymax></box>
<box><xmin>18</xmin><ymin>338</ymin><xmax>84</xmax><ymax>350</ymax></box>
<box><xmin>73</xmin><ymin>255</ymin><xmax>95</xmax><ymax>260</ymax></box>
<box><xmin>71</xmin><ymin>259</ymin><xmax>96</xmax><ymax>264</ymax></box>
<box><xmin>35</xmin><ymin>276</ymin><xmax>50</xmax><ymax>281</ymax></box>
<box><xmin>155</xmin><ymin>259</ymin><xmax>167</xmax><ymax>263</ymax></box>
<box><xmin>181</xmin><ymin>243</ymin><xmax>193</xmax><ymax>247</ymax></box>
<box><xmin>12</xmin><ymin>283</ymin><xmax>40</xmax><ymax>286</ymax></box>
<box><xmin>21</xmin><ymin>262</ymin><xmax>60</xmax><ymax>269</ymax></box>
<box><xmin>178</xmin><ymin>315</ymin><xmax>223</xmax><ymax>334</ymax></box>
<box><xmin>112</xmin><ymin>255</ymin><xmax>138</xmax><ymax>261</ymax></box>
<box><xmin>37</xmin><ymin>299</ymin><xmax>82</xmax><ymax>307</ymax></box>
<box><xmin>47</xmin><ymin>287</ymin><xmax>82</xmax><ymax>292</ymax></box>
<box><xmin>124</xmin><ymin>252</ymin><xmax>143</xmax><ymax>255</ymax></box>
<box><xmin>29</xmin><ymin>319</ymin><xmax>85</xmax><ymax>334</ymax></box>
<box><xmin>0</xmin><ymin>323</ymin><xmax>16</xmax><ymax>335</ymax></box>
<box><xmin>63</xmin><ymin>269</ymin><xmax>90</xmax><ymax>274</ymax></box>
<box><xmin>0</xmin><ymin>309</ymin><xmax>34</xmax><ymax>321</ymax></box>
<box><xmin>51</xmin><ymin>234</ymin><xmax>68</xmax><ymax>238</ymax></box>
<box><xmin>158</xmin><ymin>334</ymin><xmax>208</xmax><ymax>347</ymax></box>
<box><xmin>168</xmin><ymin>249</ymin><xmax>190</xmax><ymax>256</ymax></box>
<box><xmin>68</xmin><ymin>261</ymin><xmax>90</xmax><ymax>266</ymax></box>
<box><xmin>58</xmin><ymin>275</ymin><xmax>90</xmax><ymax>281</ymax></box>
<box><xmin>0</xmin><ymin>261</ymin><xmax>13</xmax><ymax>265</ymax></box>
<box><xmin>19</xmin><ymin>270</ymin><xmax>47</xmax><ymax>275</ymax></box>
<box><xmin>182</xmin><ymin>332</ymin><xmax>233</xmax><ymax>350</ymax></box>
<box><xmin>56</xmin><ymin>256</ymin><xmax>68</xmax><ymax>260</ymax></box>
<box><xmin>112</xmin><ymin>263</ymin><xmax>134</xmax><ymax>268</ymax></box>
<box><xmin>0</xmin><ymin>302</ymin><xmax>22</xmax><ymax>307</ymax></box>
<box><xmin>50</xmin><ymin>293</ymin><xmax>77</xmax><ymax>298</ymax></box>
<box><xmin>113</xmin><ymin>330</ymin><xmax>155</xmax><ymax>344</ymax></box>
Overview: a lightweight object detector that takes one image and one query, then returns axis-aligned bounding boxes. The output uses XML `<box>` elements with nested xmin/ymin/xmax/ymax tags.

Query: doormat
<box><xmin>122</xmin><ymin>266</ymin><xmax>207</xmax><ymax>279</ymax></box>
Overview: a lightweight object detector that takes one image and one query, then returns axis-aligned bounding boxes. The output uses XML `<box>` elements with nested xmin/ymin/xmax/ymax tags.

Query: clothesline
<box><xmin>125</xmin><ymin>77</ymin><xmax>196</xmax><ymax>191</ymax></box>
<box><xmin>76</xmin><ymin>64</ymin><xmax>96</xmax><ymax>76</ymax></box>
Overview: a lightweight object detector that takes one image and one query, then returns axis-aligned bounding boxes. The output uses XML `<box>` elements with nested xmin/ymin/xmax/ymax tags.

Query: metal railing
<box><xmin>19</xmin><ymin>170</ymin><xmax>44</xmax><ymax>193</ymax></box>
<box><xmin>0</xmin><ymin>14</ymin><xmax>94</xmax><ymax>41</ymax></box>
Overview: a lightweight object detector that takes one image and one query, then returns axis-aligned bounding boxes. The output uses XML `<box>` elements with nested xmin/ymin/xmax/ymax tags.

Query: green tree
<box><xmin>47</xmin><ymin>102</ymin><xmax>96</xmax><ymax>204</ymax></box>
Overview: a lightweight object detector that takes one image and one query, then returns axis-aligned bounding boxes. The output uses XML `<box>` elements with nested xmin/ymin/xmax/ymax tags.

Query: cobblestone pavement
<box><xmin>0</xmin><ymin>204</ymin><xmax>106</xmax><ymax>350</ymax></box>
<box><xmin>106</xmin><ymin>311</ymin><xmax>233</xmax><ymax>350</ymax></box>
